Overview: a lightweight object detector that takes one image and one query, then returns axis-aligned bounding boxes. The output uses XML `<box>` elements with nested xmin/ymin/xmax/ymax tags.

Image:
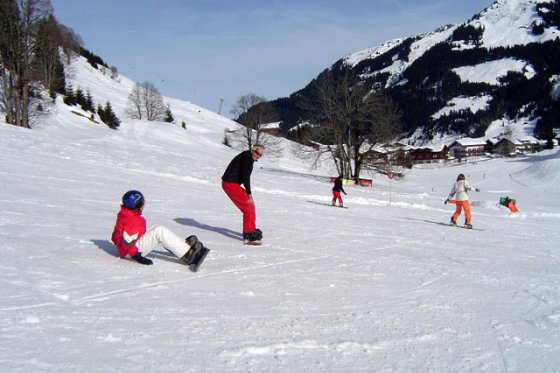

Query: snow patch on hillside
<box><xmin>453</xmin><ymin>58</ymin><xmax>536</xmax><ymax>85</ymax></box>
<box><xmin>432</xmin><ymin>95</ymin><xmax>492</xmax><ymax>119</ymax></box>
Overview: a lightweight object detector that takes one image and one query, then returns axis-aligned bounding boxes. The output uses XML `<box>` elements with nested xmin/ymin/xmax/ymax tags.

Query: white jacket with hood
<box><xmin>448</xmin><ymin>180</ymin><xmax>475</xmax><ymax>201</ymax></box>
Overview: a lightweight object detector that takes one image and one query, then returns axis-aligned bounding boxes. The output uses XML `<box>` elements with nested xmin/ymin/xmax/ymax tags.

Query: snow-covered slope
<box><xmin>1</xmin><ymin>54</ymin><xmax>559</xmax><ymax>372</ymax></box>
<box><xmin>474</xmin><ymin>0</ymin><xmax>560</xmax><ymax>48</ymax></box>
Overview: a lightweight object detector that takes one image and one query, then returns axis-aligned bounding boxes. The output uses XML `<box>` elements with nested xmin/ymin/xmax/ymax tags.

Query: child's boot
<box><xmin>181</xmin><ymin>240</ymin><xmax>202</xmax><ymax>265</ymax></box>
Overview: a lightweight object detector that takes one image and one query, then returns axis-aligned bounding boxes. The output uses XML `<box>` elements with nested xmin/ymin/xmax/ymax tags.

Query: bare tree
<box><xmin>126</xmin><ymin>81</ymin><xmax>166</xmax><ymax>121</ymax></box>
<box><xmin>33</xmin><ymin>14</ymin><xmax>65</xmax><ymax>97</ymax></box>
<box><xmin>141</xmin><ymin>81</ymin><xmax>165</xmax><ymax>121</ymax></box>
<box><xmin>297</xmin><ymin>68</ymin><xmax>402</xmax><ymax>179</ymax></box>
<box><xmin>110</xmin><ymin>65</ymin><xmax>118</xmax><ymax>79</ymax></box>
<box><xmin>56</xmin><ymin>23</ymin><xmax>82</xmax><ymax>63</ymax></box>
<box><xmin>0</xmin><ymin>0</ymin><xmax>52</xmax><ymax>128</ymax></box>
<box><xmin>229</xmin><ymin>93</ymin><xmax>281</xmax><ymax>154</ymax></box>
<box><xmin>127</xmin><ymin>83</ymin><xmax>143</xmax><ymax>119</ymax></box>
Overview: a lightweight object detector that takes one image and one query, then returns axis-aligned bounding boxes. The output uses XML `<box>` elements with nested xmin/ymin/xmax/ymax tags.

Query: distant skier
<box><xmin>445</xmin><ymin>174</ymin><xmax>480</xmax><ymax>229</ymax></box>
<box><xmin>221</xmin><ymin>144</ymin><xmax>264</xmax><ymax>244</ymax></box>
<box><xmin>111</xmin><ymin>190</ymin><xmax>208</xmax><ymax>269</ymax></box>
<box><xmin>332</xmin><ymin>175</ymin><xmax>347</xmax><ymax>207</ymax></box>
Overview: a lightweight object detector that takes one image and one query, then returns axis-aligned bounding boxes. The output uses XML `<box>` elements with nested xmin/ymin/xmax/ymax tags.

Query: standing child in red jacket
<box><xmin>111</xmin><ymin>190</ymin><xmax>209</xmax><ymax>271</ymax></box>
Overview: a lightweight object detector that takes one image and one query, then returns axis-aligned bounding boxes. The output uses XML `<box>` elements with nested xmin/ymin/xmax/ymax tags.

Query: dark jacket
<box><xmin>222</xmin><ymin>150</ymin><xmax>255</xmax><ymax>194</ymax></box>
<box><xmin>333</xmin><ymin>178</ymin><xmax>346</xmax><ymax>194</ymax></box>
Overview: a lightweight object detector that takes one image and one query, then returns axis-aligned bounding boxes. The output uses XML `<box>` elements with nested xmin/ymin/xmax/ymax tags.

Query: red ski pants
<box><xmin>452</xmin><ymin>200</ymin><xmax>472</xmax><ymax>225</ymax></box>
<box><xmin>332</xmin><ymin>191</ymin><xmax>343</xmax><ymax>205</ymax></box>
<box><xmin>222</xmin><ymin>182</ymin><xmax>256</xmax><ymax>234</ymax></box>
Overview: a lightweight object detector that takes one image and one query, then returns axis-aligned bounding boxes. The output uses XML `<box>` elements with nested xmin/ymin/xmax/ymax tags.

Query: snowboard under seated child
<box><xmin>111</xmin><ymin>190</ymin><xmax>209</xmax><ymax>270</ymax></box>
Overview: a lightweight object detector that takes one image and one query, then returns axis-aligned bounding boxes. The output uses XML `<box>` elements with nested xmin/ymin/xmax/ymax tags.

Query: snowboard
<box><xmin>243</xmin><ymin>240</ymin><xmax>263</xmax><ymax>246</ymax></box>
<box><xmin>181</xmin><ymin>239</ymin><xmax>210</xmax><ymax>272</ymax></box>
<box><xmin>306</xmin><ymin>200</ymin><xmax>348</xmax><ymax>209</ymax></box>
<box><xmin>189</xmin><ymin>246</ymin><xmax>210</xmax><ymax>272</ymax></box>
<box><xmin>449</xmin><ymin>223</ymin><xmax>485</xmax><ymax>231</ymax></box>
<box><xmin>326</xmin><ymin>203</ymin><xmax>348</xmax><ymax>208</ymax></box>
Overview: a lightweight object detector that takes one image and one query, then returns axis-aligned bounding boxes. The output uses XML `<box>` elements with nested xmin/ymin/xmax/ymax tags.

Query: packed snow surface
<box><xmin>1</xmin><ymin>54</ymin><xmax>559</xmax><ymax>372</ymax></box>
<box><xmin>2</xmin><ymin>118</ymin><xmax>560</xmax><ymax>372</ymax></box>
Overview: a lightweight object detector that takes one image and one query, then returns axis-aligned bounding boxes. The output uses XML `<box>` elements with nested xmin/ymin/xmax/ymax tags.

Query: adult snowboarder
<box><xmin>221</xmin><ymin>144</ymin><xmax>264</xmax><ymax>244</ymax></box>
<box><xmin>332</xmin><ymin>175</ymin><xmax>347</xmax><ymax>207</ymax></box>
<box><xmin>111</xmin><ymin>190</ymin><xmax>209</xmax><ymax>270</ymax></box>
<box><xmin>445</xmin><ymin>174</ymin><xmax>480</xmax><ymax>229</ymax></box>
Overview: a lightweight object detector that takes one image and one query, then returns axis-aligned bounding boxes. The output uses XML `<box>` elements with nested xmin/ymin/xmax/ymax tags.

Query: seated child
<box><xmin>111</xmin><ymin>190</ymin><xmax>205</xmax><ymax>267</ymax></box>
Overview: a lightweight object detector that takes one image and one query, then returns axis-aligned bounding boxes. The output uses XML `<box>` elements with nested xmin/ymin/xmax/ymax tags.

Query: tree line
<box><xmin>0</xmin><ymin>0</ymin><xmax>81</xmax><ymax>128</ymax></box>
<box><xmin>0</xmin><ymin>0</ymin><xmax>175</xmax><ymax>130</ymax></box>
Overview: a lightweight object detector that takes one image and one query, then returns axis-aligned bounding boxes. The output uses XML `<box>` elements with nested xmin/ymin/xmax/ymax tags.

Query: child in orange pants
<box><xmin>445</xmin><ymin>174</ymin><xmax>479</xmax><ymax>228</ymax></box>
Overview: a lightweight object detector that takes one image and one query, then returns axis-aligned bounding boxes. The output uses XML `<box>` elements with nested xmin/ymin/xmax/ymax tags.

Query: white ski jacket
<box><xmin>448</xmin><ymin>180</ymin><xmax>475</xmax><ymax>201</ymax></box>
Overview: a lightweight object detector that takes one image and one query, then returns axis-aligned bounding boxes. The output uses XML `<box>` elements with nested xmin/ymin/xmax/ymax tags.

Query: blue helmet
<box><xmin>122</xmin><ymin>190</ymin><xmax>144</xmax><ymax>209</ymax></box>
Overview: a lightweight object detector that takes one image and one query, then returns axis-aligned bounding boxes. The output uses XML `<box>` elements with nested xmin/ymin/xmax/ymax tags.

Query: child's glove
<box><xmin>344</xmin><ymin>192</ymin><xmax>347</xmax><ymax>195</ymax></box>
<box><xmin>133</xmin><ymin>253</ymin><xmax>153</xmax><ymax>265</ymax></box>
<box><xmin>444</xmin><ymin>198</ymin><xmax>450</xmax><ymax>204</ymax></box>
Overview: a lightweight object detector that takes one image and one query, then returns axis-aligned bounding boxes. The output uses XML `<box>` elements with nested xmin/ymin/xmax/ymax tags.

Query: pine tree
<box><xmin>75</xmin><ymin>88</ymin><xmax>86</xmax><ymax>110</ymax></box>
<box><xmin>63</xmin><ymin>85</ymin><xmax>77</xmax><ymax>106</ymax></box>
<box><xmin>52</xmin><ymin>57</ymin><xmax>66</xmax><ymax>97</ymax></box>
<box><xmin>85</xmin><ymin>91</ymin><xmax>95</xmax><ymax>112</ymax></box>
<box><xmin>102</xmin><ymin>101</ymin><xmax>121</xmax><ymax>129</ymax></box>
<box><xmin>163</xmin><ymin>105</ymin><xmax>174</xmax><ymax>123</ymax></box>
<box><xmin>97</xmin><ymin>104</ymin><xmax>106</xmax><ymax>124</ymax></box>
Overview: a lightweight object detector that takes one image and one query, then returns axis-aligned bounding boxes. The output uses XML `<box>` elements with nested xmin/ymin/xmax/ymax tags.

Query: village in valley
<box><xmin>263</xmin><ymin>120</ymin><xmax>553</xmax><ymax>169</ymax></box>
<box><xmin>375</xmin><ymin>134</ymin><xmax>544</xmax><ymax>166</ymax></box>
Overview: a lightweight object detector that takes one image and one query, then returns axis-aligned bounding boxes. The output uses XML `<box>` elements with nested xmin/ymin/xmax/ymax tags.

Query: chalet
<box><xmin>409</xmin><ymin>145</ymin><xmax>448</xmax><ymax>164</ymax></box>
<box><xmin>260</xmin><ymin>121</ymin><xmax>282</xmax><ymax>136</ymax></box>
<box><xmin>489</xmin><ymin>136</ymin><xmax>541</xmax><ymax>157</ymax></box>
<box><xmin>518</xmin><ymin>136</ymin><xmax>541</xmax><ymax>153</ymax></box>
<box><xmin>362</xmin><ymin>145</ymin><xmax>389</xmax><ymax>165</ymax></box>
<box><xmin>363</xmin><ymin>143</ymin><xmax>411</xmax><ymax>163</ymax></box>
<box><xmin>448</xmin><ymin>138</ymin><xmax>488</xmax><ymax>159</ymax></box>
<box><xmin>486</xmin><ymin>137</ymin><xmax>500</xmax><ymax>152</ymax></box>
<box><xmin>493</xmin><ymin>138</ymin><xmax>521</xmax><ymax>157</ymax></box>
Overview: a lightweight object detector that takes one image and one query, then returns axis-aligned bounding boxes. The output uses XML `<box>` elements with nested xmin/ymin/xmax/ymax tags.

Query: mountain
<box><xmin>271</xmin><ymin>0</ymin><xmax>560</xmax><ymax>145</ymax></box>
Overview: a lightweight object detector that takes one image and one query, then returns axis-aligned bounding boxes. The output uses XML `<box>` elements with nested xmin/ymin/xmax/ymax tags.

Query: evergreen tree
<box><xmin>75</xmin><ymin>88</ymin><xmax>86</xmax><ymax>109</ymax></box>
<box><xmin>163</xmin><ymin>105</ymin><xmax>174</xmax><ymax>123</ymax></box>
<box><xmin>97</xmin><ymin>104</ymin><xmax>106</xmax><ymax>123</ymax></box>
<box><xmin>63</xmin><ymin>85</ymin><xmax>77</xmax><ymax>106</ymax></box>
<box><xmin>85</xmin><ymin>91</ymin><xmax>95</xmax><ymax>112</ymax></box>
<box><xmin>52</xmin><ymin>57</ymin><xmax>66</xmax><ymax>97</ymax></box>
<box><xmin>101</xmin><ymin>101</ymin><xmax>120</xmax><ymax>129</ymax></box>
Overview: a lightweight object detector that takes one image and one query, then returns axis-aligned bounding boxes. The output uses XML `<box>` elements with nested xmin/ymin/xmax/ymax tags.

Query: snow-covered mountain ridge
<box><xmin>271</xmin><ymin>0</ymin><xmax>560</xmax><ymax>145</ymax></box>
<box><xmin>345</xmin><ymin>0</ymin><xmax>559</xmax><ymax>69</ymax></box>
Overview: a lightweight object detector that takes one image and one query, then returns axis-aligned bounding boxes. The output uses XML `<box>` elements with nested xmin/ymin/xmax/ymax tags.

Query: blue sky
<box><xmin>51</xmin><ymin>0</ymin><xmax>494</xmax><ymax>118</ymax></box>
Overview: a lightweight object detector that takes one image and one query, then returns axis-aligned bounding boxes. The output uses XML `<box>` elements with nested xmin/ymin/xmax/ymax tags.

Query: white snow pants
<box><xmin>136</xmin><ymin>225</ymin><xmax>189</xmax><ymax>258</ymax></box>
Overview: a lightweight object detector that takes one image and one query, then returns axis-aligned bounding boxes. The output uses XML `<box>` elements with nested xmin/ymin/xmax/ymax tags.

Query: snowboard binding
<box><xmin>243</xmin><ymin>228</ymin><xmax>263</xmax><ymax>244</ymax></box>
<box><xmin>180</xmin><ymin>235</ymin><xmax>210</xmax><ymax>272</ymax></box>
